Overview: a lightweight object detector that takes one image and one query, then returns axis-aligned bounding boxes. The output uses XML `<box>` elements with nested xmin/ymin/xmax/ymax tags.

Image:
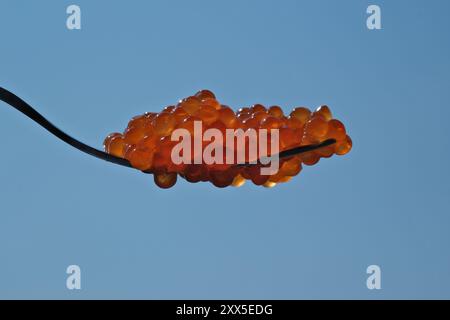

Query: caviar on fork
<box><xmin>104</xmin><ymin>90</ymin><xmax>352</xmax><ymax>189</ymax></box>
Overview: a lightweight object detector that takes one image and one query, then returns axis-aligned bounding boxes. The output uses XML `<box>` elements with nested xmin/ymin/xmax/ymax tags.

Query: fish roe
<box><xmin>104</xmin><ymin>90</ymin><xmax>352</xmax><ymax>188</ymax></box>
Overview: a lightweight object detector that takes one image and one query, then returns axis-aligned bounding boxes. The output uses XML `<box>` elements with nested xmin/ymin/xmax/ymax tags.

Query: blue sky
<box><xmin>1</xmin><ymin>0</ymin><xmax>450</xmax><ymax>299</ymax></box>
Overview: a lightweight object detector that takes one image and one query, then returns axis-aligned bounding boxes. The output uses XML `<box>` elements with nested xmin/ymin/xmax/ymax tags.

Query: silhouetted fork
<box><xmin>0</xmin><ymin>87</ymin><xmax>335</xmax><ymax>172</ymax></box>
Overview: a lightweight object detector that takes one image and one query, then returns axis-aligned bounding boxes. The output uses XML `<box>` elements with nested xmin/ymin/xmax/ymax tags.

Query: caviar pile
<box><xmin>103</xmin><ymin>90</ymin><xmax>352</xmax><ymax>189</ymax></box>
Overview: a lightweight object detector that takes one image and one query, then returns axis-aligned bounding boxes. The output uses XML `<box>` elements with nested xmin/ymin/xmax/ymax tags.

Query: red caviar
<box><xmin>104</xmin><ymin>90</ymin><xmax>352</xmax><ymax>188</ymax></box>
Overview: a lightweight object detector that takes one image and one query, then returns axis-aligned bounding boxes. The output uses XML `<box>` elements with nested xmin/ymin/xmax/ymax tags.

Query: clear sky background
<box><xmin>1</xmin><ymin>0</ymin><xmax>450</xmax><ymax>299</ymax></box>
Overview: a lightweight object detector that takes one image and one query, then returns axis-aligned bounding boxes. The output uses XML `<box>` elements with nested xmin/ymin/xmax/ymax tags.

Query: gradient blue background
<box><xmin>1</xmin><ymin>0</ymin><xmax>449</xmax><ymax>299</ymax></box>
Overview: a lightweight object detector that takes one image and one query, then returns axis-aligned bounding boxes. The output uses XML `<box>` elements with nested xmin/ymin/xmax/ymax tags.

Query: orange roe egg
<box><xmin>335</xmin><ymin>135</ymin><xmax>353</xmax><ymax>155</ymax></box>
<box><xmin>184</xmin><ymin>164</ymin><xmax>205</xmax><ymax>183</ymax></box>
<box><xmin>277</xmin><ymin>176</ymin><xmax>292</xmax><ymax>183</ymax></box>
<box><xmin>152</xmin><ymin>113</ymin><xmax>176</xmax><ymax>137</ymax></box>
<box><xmin>279</xmin><ymin>128</ymin><xmax>300</xmax><ymax>150</ymax></box>
<box><xmin>304</xmin><ymin>116</ymin><xmax>328</xmax><ymax>138</ymax></box>
<box><xmin>154</xmin><ymin>172</ymin><xmax>177</xmax><ymax>189</ymax></box>
<box><xmin>171</xmin><ymin>106</ymin><xmax>189</xmax><ymax>124</ymax></box>
<box><xmin>252</xmin><ymin>111</ymin><xmax>270</xmax><ymax>123</ymax></box>
<box><xmin>104</xmin><ymin>133</ymin><xmax>125</xmax><ymax>157</ymax></box>
<box><xmin>280</xmin><ymin>157</ymin><xmax>302</xmax><ymax>176</ymax></box>
<box><xmin>179</xmin><ymin>96</ymin><xmax>202</xmax><ymax>115</ymax></box>
<box><xmin>162</xmin><ymin>105</ymin><xmax>175</xmax><ymax>113</ymax></box>
<box><xmin>261</xmin><ymin>116</ymin><xmax>283</xmax><ymax>130</ymax></box>
<box><xmin>267</xmin><ymin>167</ymin><xmax>284</xmax><ymax>183</ymax></box>
<box><xmin>218</xmin><ymin>106</ymin><xmax>238</xmax><ymax>128</ymax></box>
<box><xmin>125</xmin><ymin>146</ymin><xmax>155</xmax><ymax>171</ymax></box>
<box><xmin>301</xmin><ymin>152</ymin><xmax>320</xmax><ymax>166</ymax></box>
<box><xmin>327</xmin><ymin>119</ymin><xmax>347</xmax><ymax>141</ymax></box>
<box><xmin>314</xmin><ymin>105</ymin><xmax>332</xmax><ymax>121</ymax></box>
<box><xmin>287</xmin><ymin>116</ymin><xmax>304</xmax><ymax>129</ymax></box>
<box><xmin>244</xmin><ymin>166</ymin><xmax>270</xmax><ymax>186</ymax></box>
<box><xmin>144</xmin><ymin>112</ymin><xmax>158</xmax><ymax>122</ymax></box>
<box><xmin>127</xmin><ymin>114</ymin><xmax>150</xmax><ymax>129</ymax></box>
<box><xmin>195</xmin><ymin>104</ymin><xmax>219</xmax><ymax>125</ymax></box>
<box><xmin>176</xmin><ymin>116</ymin><xmax>198</xmax><ymax>136</ymax></box>
<box><xmin>315</xmin><ymin>145</ymin><xmax>334</xmax><ymax>158</ymax></box>
<box><xmin>290</xmin><ymin>107</ymin><xmax>311</xmax><ymax>124</ymax></box>
<box><xmin>237</xmin><ymin>112</ymin><xmax>252</xmax><ymax>123</ymax></box>
<box><xmin>268</xmin><ymin>105</ymin><xmax>284</xmax><ymax>118</ymax></box>
<box><xmin>124</xmin><ymin>125</ymin><xmax>151</xmax><ymax>145</ymax></box>
<box><xmin>152</xmin><ymin>137</ymin><xmax>180</xmax><ymax>173</ymax></box>
<box><xmin>242</xmin><ymin>117</ymin><xmax>259</xmax><ymax>130</ymax></box>
<box><xmin>209</xmin><ymin>170</ymin><xmax>235</xmax><ymax>188</ymax></box>
<box><xmin>231</xmin><ymin>174</ymin><xmax>246</xmax><ymax>187</ymax></box>
<box><xmin>201</xmin><ymin>98</ymin><xmax>221</xmax><ymax>111</ymax></box>
<box><xmin>251</xmin><ymin>104</ymin><xmax>266</xmax><ymax>113</ymax></box>
<box><xmin>263</xmin><ymin>181</ymin><xmax>277</xmax><ymax>188</ymax></box>
<box><xmin>195</xmin><ymin>89</ymin><xmax>216</xmax><ymax>100</ymax></box>
<box><xmin>137</xmin><ymin>134</ymin><xmax>158</xmax><ymax>151</ymax></box>
<box><xmin>237</xmin><ymin>107</ymin><xmax>251</xmax><ymax>115</ymax></box>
